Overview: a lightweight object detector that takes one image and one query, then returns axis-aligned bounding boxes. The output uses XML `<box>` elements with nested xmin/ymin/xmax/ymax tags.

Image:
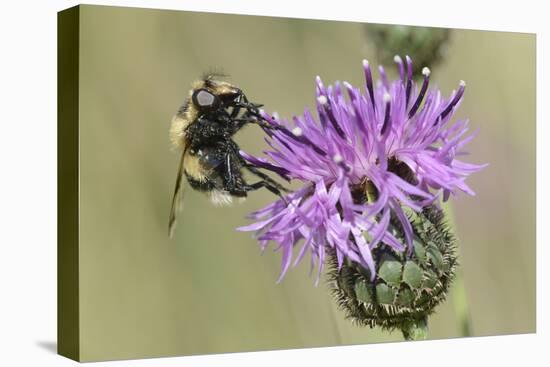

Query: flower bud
<box><xmin>364</xmin><ymin>25</ymin><xmax>451</xmax><ymax>77</ymax></box>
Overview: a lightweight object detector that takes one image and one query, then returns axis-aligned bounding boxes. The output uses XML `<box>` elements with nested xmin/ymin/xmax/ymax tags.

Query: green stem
<box><xmin>441</xmin><ymin>202</ymin><xmax>473</xmax><ymax>337</ymax></box>
<box><xmin>451</xmin><ymin>268</ymin><xmax>472</xmax><ymax>337</ymax></box>
<box><xmin>401</xmin><ymin>317</ymin><xmax>429</xmax><ymax>341</ymax></box>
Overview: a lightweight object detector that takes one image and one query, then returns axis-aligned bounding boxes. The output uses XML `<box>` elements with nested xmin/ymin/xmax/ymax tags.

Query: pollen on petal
<box><xmin>292</xmin><ymin>127</ymin><xmax>303</xmax><ymax>136</ymax></box>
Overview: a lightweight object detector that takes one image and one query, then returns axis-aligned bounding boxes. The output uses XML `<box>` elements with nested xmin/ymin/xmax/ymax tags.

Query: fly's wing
<box><xmin>168</xmin><ymin>149</ymin><xmax>187</xmax><ymax>238</ymax></box>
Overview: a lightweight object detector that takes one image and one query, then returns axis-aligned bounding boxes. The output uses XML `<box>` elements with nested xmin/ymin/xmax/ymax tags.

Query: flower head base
<box><xmin>327</xmin><ymin>204</ymin><xmax>457</xmax><ymax>334</ymax></box>
<box><xmin>238</xmin><ymin>57</ymin><xmax>486</xmax><ymax>285</ymax></box>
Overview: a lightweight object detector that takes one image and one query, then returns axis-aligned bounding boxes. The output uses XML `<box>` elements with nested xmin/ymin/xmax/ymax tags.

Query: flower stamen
<box><xmin>394</xmin><ymin>55</ymin><xmax>405</xmax><ymax>82</ymax></box>
<box><xmin>380</xmin><ymin>92</ymin><xmax>392</xmax><ymax>136</ymax></box>
<box><xmin>279</xmin><ymin>127</ymin><xmax>327</xmax><ymax>156</ymax></box>
<box><xmin>405</xmin><ymin>55</ymin><xmax>413</xmax><ymax>105</ymax></box>
<box><xmin>315</xmin><ymin>75</ymin><xmax>325</xmax><ymax>93</ymax></box>
<box><xmin>259</xmin><ymin>110</ymin><xmax>327</xmax><ymax>156</ymax></box>
<box><xmin>408</xmin><ymin>67</ymin><xmax>431</xmax><ymax>119</ymax></box>
<box><xmin>318</xmin><ymin>95</ymin><xmax>346</xmax><ymax>139</ymax></box>
<box><xmin>363</xmin><ymin>59</ymin><xmax>376</xmax><ymax>111</ymax></box>
<box><xmin>435</xmin><ymin>80</ymin><xmax>466</xmax><ymax>124</ymax></box>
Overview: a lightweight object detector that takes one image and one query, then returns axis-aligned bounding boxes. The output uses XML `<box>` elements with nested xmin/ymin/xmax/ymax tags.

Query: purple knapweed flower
<box><xmin>238</xmin><ymin>56</ymin><xmax>486</xmax><ymax>284</ymax></box>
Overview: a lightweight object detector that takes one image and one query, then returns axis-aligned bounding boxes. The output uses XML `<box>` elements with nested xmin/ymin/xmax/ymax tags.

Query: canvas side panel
<box><xmin>57</xmin><ymin>5</ymin><xmax>80</xmax><ymax>362</ymax></box>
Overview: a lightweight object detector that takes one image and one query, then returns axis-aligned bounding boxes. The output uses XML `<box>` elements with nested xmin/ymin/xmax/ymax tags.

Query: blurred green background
<box><xmin>76</xmin><ymin>5</ymin><xmax>535</xmax><ymax>362</ymax></box>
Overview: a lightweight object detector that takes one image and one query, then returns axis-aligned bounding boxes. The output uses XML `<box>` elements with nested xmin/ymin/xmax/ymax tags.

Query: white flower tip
<box><xmin>333</xmin><ymin>154</ymin><xmax>343</xmax><ymax>164</ymax></box>
<box><xmin>422</xmin><ymin>67</ymin><xmax>431</xmax><ymax>76</ymax></box>
<box><xmin>393</xmin><ymin>55</ymin><xmax>402</xmax><ymax>63</ymax></box>
<box><xmin>343</xmin><ymin>81</ymin><xmax>352</xmax><ymax>89</ymax></box>
<box><xmin>291</xmin><ymin>127</ymin><xmax>303</xmax><ymax>136</ymax></box>
<box><xmin>405</xmin><ymin>55</ymin><xmax>412</xmax><ymax>62</ymax></box>
<box><xmin>317</xmin><ymin>95</ymin><xmax>328</xmax><ymax>105</ymax></box>
<box><xmin>383</xmin><ymin>92</ymin><xmax>391</xmax><ymax>103</ymax></box>
<box><xmin>362</xmin><ymin>59</ymin><xmax>369</xmax><ymax>67</ymax></box>
<box><xmin>258</xmin><ymin>108</ymin><xmax>265</xmax><ymax>116</ymax></box>
<box><xmin>315</xmin><ymin>75</ymin><xmax>322</xmax><ymax>83</ymax></box>
<box><xmin>459</xmin><ymin>80</ymin><xmax>466</xmax><ymax>87</ymax></box>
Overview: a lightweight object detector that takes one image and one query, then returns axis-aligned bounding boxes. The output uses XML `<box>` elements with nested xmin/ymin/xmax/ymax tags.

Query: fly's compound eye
<box><xmin>192</xmin><ymin>88</ymin><xmax>221</xmax><ymax>111</ymax></box>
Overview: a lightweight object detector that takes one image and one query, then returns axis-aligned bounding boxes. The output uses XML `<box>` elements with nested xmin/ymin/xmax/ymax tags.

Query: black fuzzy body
<box><xmin>179</xmin><ymin>80</ymin><xmax>288</xmax><ymax>200</ymax></box>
